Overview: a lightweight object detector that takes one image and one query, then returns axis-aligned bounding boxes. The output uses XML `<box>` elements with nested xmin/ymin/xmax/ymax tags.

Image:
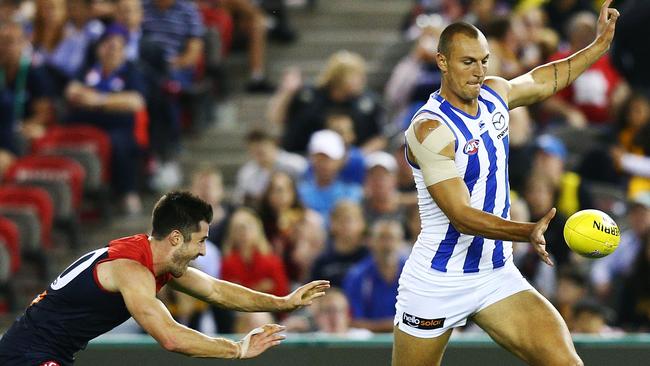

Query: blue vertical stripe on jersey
<box><xmin>482</xmin><ymin>85</ymin><xmax>508</xmax><ymax>110</ymax></box>
<box><xmin>463</xmin><ymin>130</ymin><xmax>499</xmax><ymax>273</ymax></box>
<box><xmin>430</xmin><ymin>102</ymin><xmax>480</xmax><ymax>272</ymax></box>
<box><xmin>439</xmin><ymin>102</ymin><xmax>480</xmax><ymax>187</ymax></box>
<box><xmin>492</xmin><ymin>135</ymin><xmax>510</xmax><ymax>268</ymax></box>
<box><xmin>478</xmin><ymin>95</ymin><xmax>495</xmax><ymax>113</ymax></box>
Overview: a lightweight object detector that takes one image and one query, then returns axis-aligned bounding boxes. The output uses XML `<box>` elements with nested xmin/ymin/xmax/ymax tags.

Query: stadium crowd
<box><xmin>1</xmin><ymin>0</ymin><xmax>650</xmax><ymax>339</ymax></box>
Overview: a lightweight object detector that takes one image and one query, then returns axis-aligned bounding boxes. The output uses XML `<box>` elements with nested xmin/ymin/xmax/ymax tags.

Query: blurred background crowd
<box><xmin>1</xmin><ymin>0</ymin><xmax>650</xmax><ymax>339</ymax></box>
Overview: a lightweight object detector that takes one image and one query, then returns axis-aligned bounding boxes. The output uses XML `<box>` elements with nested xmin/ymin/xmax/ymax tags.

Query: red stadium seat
<box><xmin>4</xmin><ymin>156</ymin><xmax>86</xmax><ymax>210</ymax></box>
<box><xmin>32</xmin><ymin>125</ymin><xmax>112</xmax><ymax>183</ymax></box>
<box><xmin>0</xmin><ymin>186</ymin><xmax>54</xmax><ymax>248</ymax></box>
<box><xmin>0</xmin><ymin>216</ymin><xmax>21</xmax><ymax>273</ymax></box>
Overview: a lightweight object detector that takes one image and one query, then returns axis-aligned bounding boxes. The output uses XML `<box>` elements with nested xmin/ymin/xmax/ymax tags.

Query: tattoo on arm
<box><xmin>553</xmin><ymin>63</ymin><xmax>558</xmax><ymax>94</ymax></box>
<box><xmin>566</xmin><ymin>58</ymin><xmax>571</xmax><ymax>88</ymax></box>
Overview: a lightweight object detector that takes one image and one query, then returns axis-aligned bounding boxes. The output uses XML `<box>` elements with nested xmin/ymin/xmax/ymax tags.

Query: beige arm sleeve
<box><xmin>405</xmin><ymin>120</ymin><xmax>459</xmax><ymax>187</ymax></box>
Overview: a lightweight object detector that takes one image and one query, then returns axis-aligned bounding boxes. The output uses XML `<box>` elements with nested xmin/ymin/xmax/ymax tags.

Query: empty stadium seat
<box><xmin>0</xmin><ymin>206</ymin><xmax>41</xmax><ymax>254</ymax></box>
<box><xmin>0</xmin><ymin>186</ymin><xmax>54</xmax><ymax>248</ymax></box>
<box><xmin>0</xmin><ymin>238</ymin><xmax>11</xmax><ymax>283</ymax></box>
<box><xmin>0</xmin><ymin>216</ymin><xmax>21</xmax><ymax>273</ymax></box>
<box><xmin>32</xmin><ymin>125</ymin><xmax>111</xmax><ymax>183</ymax></box>
<box><xmin>4</xmin><ymin>155</ymin><xmax>86</xmax><ymax>211</ymax></box>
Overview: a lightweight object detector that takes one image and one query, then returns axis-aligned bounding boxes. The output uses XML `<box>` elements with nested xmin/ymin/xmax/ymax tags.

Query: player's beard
<box><xmin>170</xmin><ymin>246</ymin><xmax>192</xmax><ymax>277</ymax></box>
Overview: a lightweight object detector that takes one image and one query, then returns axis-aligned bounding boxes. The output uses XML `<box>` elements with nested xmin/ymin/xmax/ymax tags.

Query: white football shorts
<box><xmin>394</xmin><ymin>258</ymin><xmax>533</xmax><ymax>338</ymax></box>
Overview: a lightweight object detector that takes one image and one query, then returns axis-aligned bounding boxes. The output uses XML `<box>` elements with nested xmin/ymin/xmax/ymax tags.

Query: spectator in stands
<box><xmin>221</xmin><ymin>207</ymin><xmax>290</xmax><ymax>297</ymax></box>
<box><xmin>571</xmin><ymin>299</ymin><xmax>621</xmax><ymax>335</ymax></box>
<box><xmin>0</xmin><ymin>0</ymin><xmax>27</xmax><ymax>27</ymax></box>
<box><xmin>186</xmin><ymin>164</ymin><xmax>233</xmax><ymax>333</ymax></box>
<box><xmin>312</xmin><ymin>287</ymin><xmax>372</xmax><ymax>338</ymax></box>
<box><xmin>403</xmin><ymin>204</ymin><xmax>420</xmax><ymax>245</ymax></box>
<box><xmin>141</xmin><ymin>0</ymin><xmax>205</xmax><ymax>191</ymax></box>
<box><xmin>522</xmin><ymin>171</ymin><xmax>570</xmax><ymax>268</ymax></box>
<box><xmin>65</xmin><ymin>24</ymin><xmax>146</xmax><ymax>215</ymax></box>
<box><xmin>542</xmin><ymin>11</ymin><xmax>627</xmax><ymax>127</ymax></box>
<box><xmin>506</xmin><ymin>107</ymin><xmax>535</xmax><ymax>194</ymax></box>
<box><xmin>343</xmin><ymin>219</ymin><xmax>406</xmax><ymax>332</ymax></box>
<box><xmin>233</xmin><ymin>311</ymin><xmax>275</xmax><ymax>334</ymax></box>
<box><xmin>298</xmin><ymin>130</ymin><xmax>363</xmax><ymax>220</ymax></box>
<box><xmin>554</xmin><ymin>267</ymin><xmax>589</xmax><ymax>330</ymax></box>
<box><xmin>142</xmin><ymin>0</ymin><xmax>204</xmax><ymax>82</ymax></box>
<box><xmin>290</xmin><ymin>209</ymin><xmax>326</xmax><ymax>284</ymax></box>
<box><xmin>392</xmin><ymin>140</ymin><xmax>416</xmax><ymax>196</ymax></box>
<box><xmin>32</xmin><ymin>0</ymin><xmax>104</xmax><ymax>94</ymax></box>
<box><xmin>511</xmin><ymin>196</ymin><xmax>557</xmax><ymax>299</ymax></box>
<box><xmin>234</xmin><ymin>129</ymin><xmax>306</xmax><ymax>205</ymax></box>
<box><xmin>362</xmin><ymin>151</ymin><xmax>405</xmax><ymax>227</ymax></box>
<box><xmin>610</xmin><ymin>92</ymin><xmax>650</xmax><ymax>196</ymax></box>
<box><xmin>463</xmin><ymin>0</ymin><xmax>496</xmax><ymax>31</ymax></box>
<box><xmin>531</xmin><ymin>134</ymin><xmax>592</xmax><ymax>218</ymax></box>
<box><xmin>0</xmin><ymin>22</ymin><xmax>53</xmax><ymax>169</ymax></box>
<box><xmin>218</xmin><ymin>0</ymin><xmax>275</xmax><ymax>92</ymax></box>
<box><xmin>591</xmin><ymin>193</ymin><xmax>650</xmax><ymax>303</ymax></box>
<box><xmin>518</xmin><ymin>6</ymin><xmax>560</xmax><ymax>70</ymax></box>
<box><xmin>384</xmin><ymin>24</ymin><xmax>442</xmax><ymax>134</ymax></box>
<box><xmin>618</xmin><ymin>230</ymin><xmax>650</xmax><ymax>331</ymax></box>
<box><xmin>259</xmin><ymin>171</ymin><xmax>310</xmax><ymax>282</ymax></box>
<box><xmin>484</xmin><ymin>16</ymin><xmax>524</xmax><ymax>80</ymax></box>
<box><xmin>269</xmin><ymin>51</ymin><xmax>385</xmax><ymax>154</ymax></box>
<box><xmin>310</xmin><ymin>201</ymin><xmax>368</xmax><ymax>288</ymax></box>
<box><xmin>610</xmin><ymin>0</ymin><xmax>650</xmax><ymax>89</ymax></box>
<box><xmin>323</xmin><ymin>111</ymin><xmax>366</xmax><ymax>184</ymax></box>
<box><xmin>115</xmin><ymin>0</ymin><xmax>145</xmax><ymax>62</ymax></box>
<box><xmin>542</xmin><ymin>0</ymin><xmax>595</xmax><ymax>40</ymax></box>
<box><xmin>189</xmin><ymin>165</ymin><xmax>233</xmax><ymax>248</ymax></box>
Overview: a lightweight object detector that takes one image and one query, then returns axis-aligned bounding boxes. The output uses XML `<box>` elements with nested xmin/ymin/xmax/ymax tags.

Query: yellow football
<box><xmin>563</xmin><ymin>209</ymin><xmax>620</xmax><ymax>258</ymax></box>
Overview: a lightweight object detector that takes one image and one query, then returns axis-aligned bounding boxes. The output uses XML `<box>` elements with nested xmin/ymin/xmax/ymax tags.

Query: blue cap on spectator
<box><xmin>99</xmin><ymin>23</ymin><xmax>129</xmax><ymax>44</ymax></box>
<box><xmin>536</xmin><ymin>134</ymin><xmax>567</xmax><ymax>161</ymax></box>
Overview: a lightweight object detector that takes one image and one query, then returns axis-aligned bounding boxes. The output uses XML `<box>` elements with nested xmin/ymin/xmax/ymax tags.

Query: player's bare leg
<box><xmin>471</xmin><ymin>289</ymin><xmax>582</xmax><ymax>366</ymax></box>
<box><xmin>391</xmin><ymin>326</ymin><xmax>452</xmax><ymax>366</ymax></box>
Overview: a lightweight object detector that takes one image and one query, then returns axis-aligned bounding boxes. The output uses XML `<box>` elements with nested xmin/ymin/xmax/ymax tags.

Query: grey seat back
<box><xmin>0</xmin><ymin>206</ymin><xmax>41</xmax><ymax>253</ymax></box>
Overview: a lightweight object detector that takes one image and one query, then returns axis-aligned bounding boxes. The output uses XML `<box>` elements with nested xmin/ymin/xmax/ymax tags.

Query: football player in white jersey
<box><xmin>392</xmin><ymin>1</ymin><xmax>619</xmax><ymax>365</ymax></box>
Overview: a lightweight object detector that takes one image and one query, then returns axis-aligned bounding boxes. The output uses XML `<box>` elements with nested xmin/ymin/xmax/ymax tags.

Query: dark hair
<box><xmin>245</xmin><ymin>128</ymin><xmax>276</xmax><ymax>144</ymax></box>
<box><xmin>572</xmin><ymin>298</ymin><xmax>607</xmax><ymax>319</ymax></box>
<box><xmin>151</xmin><ymin>191</ymin><xmax>213</xmax><ymax>241</ymax></box>
<box><xmin>484</xmin><ymin>17</ymin><xmax>511</xmax><ymax>40</ymax></box>
<box><xmin>437</xmin><ymin>22</ymin><xmax>480</xmax><ymax>57</ymax></box>
<box><xmin>258</xmin><ymin>171</ymin><xmax>304</xmax><ymax>233</ymax></box>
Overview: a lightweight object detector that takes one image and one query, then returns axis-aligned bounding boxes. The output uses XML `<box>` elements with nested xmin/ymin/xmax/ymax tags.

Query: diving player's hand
<box><xmin>282</xmin><ymin>280</ymin><xmax>330</xmax><ymax>311</ymax></box>
<box><xmin>236</xmin><ymin>324</ymin><xmax>286</xmax><ymax>359</ymax></box>
<box><xmin>595</xmin><ymin>0</ymin><xmax>620</xmax><ymax>51</ymax></box>
<box><xmin>529</xmin><ymin>207</ymin><xmax>556</xmax><ymax>267</ymax></box>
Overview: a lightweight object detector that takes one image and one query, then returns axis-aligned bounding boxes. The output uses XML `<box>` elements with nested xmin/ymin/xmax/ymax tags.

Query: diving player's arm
<box><xmin>98</xmin><ymin>259</ymin><xmax>284</xmax><ymax>359</ymax></box>
<box><xmin>484</xmin><ymin>0</ymin><xmax>619</xmax><ymax>109</ymax></box>
<box><xmin>169</xmin><ymin>267</ymin><xmax>330</xmax><ymax>312</ymax></box>
<box><xmin>407</xmin><ymin>119</ymin><xmax>555</xmax><ymax>266</ymax></box>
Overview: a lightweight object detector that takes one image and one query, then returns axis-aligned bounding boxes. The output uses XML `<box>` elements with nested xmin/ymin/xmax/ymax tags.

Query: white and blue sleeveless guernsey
<box><xmin>405</xmin><ymin>85</ymin><xmax>511</xmax><ymax>275</ymax></box>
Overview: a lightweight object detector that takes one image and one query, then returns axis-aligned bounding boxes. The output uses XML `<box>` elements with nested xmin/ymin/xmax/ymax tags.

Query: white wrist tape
<box><xmin>406</xmin><ymin>120</ymin><xmax>459</xmax><ymax>187</ymax></box>
<box><xmin>238</xmin><ymin>327</ymin><xmax>264</xmax><ymax>359</ymax></box>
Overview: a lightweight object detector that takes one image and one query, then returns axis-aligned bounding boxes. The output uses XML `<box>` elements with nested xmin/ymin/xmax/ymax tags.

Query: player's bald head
<box><xmin>437</xmin><ymin>22</ymin><xmax>483</xmax><ymax>57</ymax></box>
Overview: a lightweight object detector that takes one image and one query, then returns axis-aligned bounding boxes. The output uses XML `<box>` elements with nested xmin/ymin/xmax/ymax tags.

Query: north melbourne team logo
<box><xmin>463</xmin><ymin>139</ymin><xmax>480</xmax><ymax>155</ymax></box>
<box><xmin>492</xmin><ymin>112</ymin><xmax>506</xmax><ymax>130</ymax></box>
<box><xmin>402</xmin><ymin>312</ymin><xmax>446</xmax><ymax>330</ymax></box>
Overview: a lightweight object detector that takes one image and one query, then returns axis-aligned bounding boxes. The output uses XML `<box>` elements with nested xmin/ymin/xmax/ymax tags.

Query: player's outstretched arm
<box><xmin>169</xmin><ymin>267</ymin><xmax>330</xmax><ymax>312</ymax></box>
<box><xmin>408</xmin><ymin>119</ymin><xmax>555</xmax><ymax>265</ymax></box>
<box><xmin>102</xmin><ymin>260</ymin><xmax>285</xmax><ymax>358</ymax></box>
<box><xmin>486</xmin><ymin>0</ymin><xmax>620</xmax><ymax>109</ymax></box>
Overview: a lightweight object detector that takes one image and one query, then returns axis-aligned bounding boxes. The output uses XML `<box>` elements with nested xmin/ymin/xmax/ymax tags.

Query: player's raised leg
<box><xmin>392</xmin><ymin>327</ymin><xmax>452</xmax><ymax>366</ymax></box>
<box><xmin>472</xmin><ymin>289</ymin><xmax>582</xmax><ymax>366</ymax></box>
